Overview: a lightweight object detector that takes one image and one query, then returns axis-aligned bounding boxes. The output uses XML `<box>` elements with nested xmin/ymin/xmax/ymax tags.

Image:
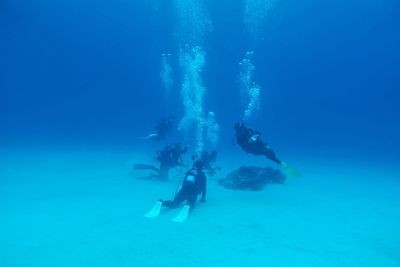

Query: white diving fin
<box><xmin>171</xmin><ymin>205</ymin><xmax>190</xmax><ymax>223</ymax></box>
<box><xmin>144</xmin><ymin>201</ymin><xmax>163</xmax><ymax>218</ymax></box>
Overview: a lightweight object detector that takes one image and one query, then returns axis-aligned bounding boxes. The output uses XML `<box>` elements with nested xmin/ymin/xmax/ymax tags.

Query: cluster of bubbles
<box><xmin>157</xmin><ymin>0</ymin><xmax>276</xmax><ymax>152</ymax></box>
<box><xmin>178</xmin><ymin>46</ymin><xmax>207</xmax><ymax>154</ymax></box>
<box><xmin>175</xmin><ymin>46</ymin><xmax>221</xmax><ymax>154</ymax></box>
<box><xmin>174</xmin><ymin>0</ymin><xmax>212</xmax><ymax>46</ymax></box>
<box><xmin>244</xmin><ymin>84</ymin><xmax>261</xmax><ymax>121</ymax></box>
<box><xmin>244</xmin><ymin>0</ymin><xmax>275</xmax><ymax>40</ymax></box>
<box><xmin>239</xmin><ymin>51</ymin><xmax>261</xmax><ymax>122</ymax></box>
<box><xmin>242</xmin><ymin>0</ymin><xmax>274</xmax><ymax>120</ymax></box>
<box><xmin>205</xmin><ymin>111</ymin><xmax>221</xmax><ymax>149</ymax></box>
<box><xmin>173</xmin><ymin>0</ymin><xmax>217</xmax><ymax>155</ymax></box>
<box><xmin>160</xmin><ymin>53</ymin><xmax>173</xmax><ymax>104</ymax></box>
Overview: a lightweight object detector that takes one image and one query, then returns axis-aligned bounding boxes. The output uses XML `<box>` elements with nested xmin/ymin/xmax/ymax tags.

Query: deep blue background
<box><xmin>1</xmin><ymin>0</ymin><xmax>399</xmax><ymax>161</ymax></box>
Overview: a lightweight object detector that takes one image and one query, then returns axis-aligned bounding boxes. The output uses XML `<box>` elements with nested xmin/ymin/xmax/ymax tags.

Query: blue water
<box><xmin>1</xmin><ymin>0</ymin><xmax>400</xmax><ymax>266</ymax></box>
<box><xmin>1</xmin><ymin>0</ymin><xmax>399</xmax><ymax>157</ymax></box>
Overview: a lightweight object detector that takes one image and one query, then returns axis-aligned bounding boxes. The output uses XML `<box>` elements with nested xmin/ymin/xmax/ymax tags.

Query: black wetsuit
<box><xmin>162</xmin><ymin>168</ymin><xmax>206</xmax><ymax>210</ymax></box>
<box><xmin>235</xmin><ymin>125</ymin><xmax>281</xmax><ymax>164</ymax></box>
<box><xmin>156</xmin><ymin>144</ymin><xmax>186</xmax><ymax>180</ymax></box>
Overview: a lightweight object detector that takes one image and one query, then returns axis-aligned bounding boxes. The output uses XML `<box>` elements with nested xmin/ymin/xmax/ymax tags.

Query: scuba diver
<box><xmin>191</xmin><ymin>150</ymin><xmax>220</xmax><ymax>176</ymax></box>
<box><xmin>134</xmin><ymin>143</ymin><xmax>188</xmax><ymax>180</ymax></box>
<box><xmin>144</xmin><ymin>160</ymin><xmax>207</xmax><ymax>222</ymax></box>
<box><xmin>234</xmin><ymin>122</ymin><xmax>299</xmax><ymax>177</ymax></box>
<box><xmin>142</xmin><ymin>116</ymin><xmax>175</xmax><ymax>141</ymax></box>
<box><xmin>160</xmin><ymin>160</ymin><xmax>207</xmax><ymax>210</ymax></box>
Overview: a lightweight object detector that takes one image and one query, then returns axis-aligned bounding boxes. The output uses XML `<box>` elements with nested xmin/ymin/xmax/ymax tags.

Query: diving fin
<box><xmin>141</xmin><ymin>133</ymin><xmax>158</xmax><ymax>140</ymax></box>
<box><xmin>171</xmin><ymin>205</ymin><xmax>190</xmax><ymax>223</ymax></box>
<box><xmin>281</xmin><ymin>162</ymin><xmax>301</xmax><ymax>178</ymax></box>
<box><xmin>284</xmin><ymin>166</ymin><xmax>301</xmax><ymax>178</ymax></box>
<box><xmin>144</xmin><ymin>201</ymin><xmax>163</xmax><ymax>218</ymax></box>
<box><xmin>134</xmin><ymin>164</ymin><xmax>159</xmax><ymax>171</ymax></box>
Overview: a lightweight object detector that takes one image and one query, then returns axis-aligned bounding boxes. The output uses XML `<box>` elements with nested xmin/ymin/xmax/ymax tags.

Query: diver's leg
<box><xmin>186</xmin><ymin>191</ymin><xmax>198</xmax><ymax>211</ymax></box>
<box><xmin>147</xmin><ymin>173</ymin><xmax>159</xmax><ymax>179</ymax></box>
<box><xmin>162</xmin><ymin>189</ymin><xmax>186</xmax><ymax>209</ymax></box>
<box><xmin>158</xmin><ymin>164</ymin><xmax>170</xmax><ymax>180</ymax></box>
<box><xmin>146</xmin><ymin>168</ymin><xmax>161</xmax><ymax>180</ymax></box>
<box><xmin>134</xmin><ymin>164</ymin><xmax>159</xmax><ymax>171</ymax></box>
<box><xmin>262</xmin><ymin>147</ymin><xmax>281</xmax><ymax>164</ymax></box>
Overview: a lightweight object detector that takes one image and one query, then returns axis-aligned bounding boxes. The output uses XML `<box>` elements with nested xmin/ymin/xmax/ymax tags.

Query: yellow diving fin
<box><xmin>281</xmin><ymin>162</ymin><xmax>301</xmax><ymax>178</ymax></box>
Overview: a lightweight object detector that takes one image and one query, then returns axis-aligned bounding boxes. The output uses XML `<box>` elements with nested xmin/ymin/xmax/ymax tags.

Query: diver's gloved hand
<box><xmin>248</xmin><ymin>134</ymin><xmax>260</xmax><ymax>143</ymax></box>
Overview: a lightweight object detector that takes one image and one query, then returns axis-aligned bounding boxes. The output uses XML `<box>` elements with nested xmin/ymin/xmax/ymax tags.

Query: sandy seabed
<box><xmin>0</xmin><ymin>147</ymin><xmax>399</xmax><ymax>267</ymax></box>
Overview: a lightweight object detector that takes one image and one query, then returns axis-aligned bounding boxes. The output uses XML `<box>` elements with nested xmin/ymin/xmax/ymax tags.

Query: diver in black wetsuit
<box><xmin>234</xmin><ymin>122</ymin><xmax>289</xmax><ymax>169</ymax></box>
<box><xmin>160</xmin><ymin>160</ymin><xmax>207</xmax><ymax>211</ymax></box>
<box><xmin>142</xmin><ymin>116</ymin><xmax>175</xmax><ymax>141</ymax></box>
<box><xmin>155</xmin><ymin>143</ymin><xmax>187</xmax><ymax>180</ymax></box>
<box><xmin>134</xmin><ymin>143</ymin><xmax>188</xmax><ymax>180</ymax></box>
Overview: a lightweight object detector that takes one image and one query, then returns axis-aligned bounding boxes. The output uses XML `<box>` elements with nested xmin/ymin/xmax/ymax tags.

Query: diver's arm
<box><xmin>248</xmin><ymin>128</ymin><xmax>260</xmax><ymax>135</ymax></box>
<box><xmin>200</xmin><ymin>173</ymin><xmax>207</xmax><ymax>202</ymax></box>
<box><xmin>177</xmin><ymin>155</ymin><xmax>185</xmax><ymax>166</ymax></box>
<box><xmin>246</xmin><ymin>128</ymin><xmax>261</xmax><ymax>143</ymax></box>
